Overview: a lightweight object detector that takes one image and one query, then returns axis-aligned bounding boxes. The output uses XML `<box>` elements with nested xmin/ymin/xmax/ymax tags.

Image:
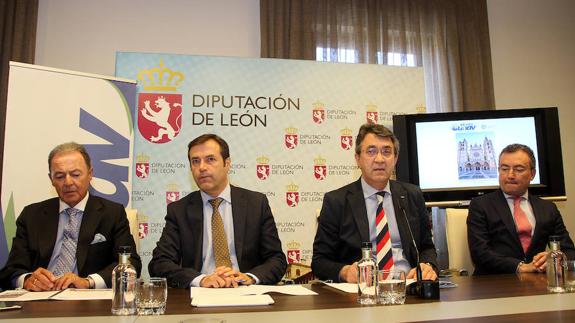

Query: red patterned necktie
<box><xmin>376</xmin><ymin>192</ymin><xmax>394</xmax><ymax>270</ymax></box>
<box><xmin>513</xmin><ymin>197</ymin><xmax>532</xmax><ymax>254</ymax></box>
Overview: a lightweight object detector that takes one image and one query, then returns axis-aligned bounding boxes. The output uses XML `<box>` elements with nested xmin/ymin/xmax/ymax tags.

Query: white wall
<box><xmin>35</xmin><ymin>0</ymin><xmax>261</xmax><ymax>75</ymax></box>
<box><xmin>488</xmin><ymin>0</ymin><xmax>575</xmax><ymax>235</ymax></box>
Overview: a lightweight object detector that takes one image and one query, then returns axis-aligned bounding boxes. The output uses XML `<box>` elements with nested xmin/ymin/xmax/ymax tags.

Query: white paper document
<box><xmin>191</xmin><ymin>294</ymin><xmax>274</xmax><ymax>307</ymax></box>
<box><xmin>0</xmin><ymin>290</ymin><xmax>60</xmax><ymax>301</ymax></box>
<box><xmin>190</xmin><ymin>284</ymin><xmax>317</xmax><ymax>298</ymax></box>
<box><xmin>190</xmin><ymin>285</ymin><xmax>316</xmax><ymax>307</ymax></box>
<box><xmin>50</xmin><ymin>288</ymin><xmax>113</xmax><ymax>300</ymax></box>
<box><xmin>324</xmin><ymin>279</ymin><xmax>416</xmax><ymax>294</ymax></box>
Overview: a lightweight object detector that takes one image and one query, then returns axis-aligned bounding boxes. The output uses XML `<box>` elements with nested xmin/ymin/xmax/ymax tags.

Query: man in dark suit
<box><xmin>312</xmin><ymin>124</ymin><xmax>437</xmax><ymax>283</ymax></box>
<box><xmin>0</xmin><ymin>142</ymin><xmax>141</xmax><ymax>291</ymax></box>
<box><xmin>148</xmin><ymin>134</ymin><xmax>286</xmax><ymax>288</ymax></box>
<box><xmin>467</xmin><ymin>144</ymin><xmax>575</xmax><ymax>275</ymax></box>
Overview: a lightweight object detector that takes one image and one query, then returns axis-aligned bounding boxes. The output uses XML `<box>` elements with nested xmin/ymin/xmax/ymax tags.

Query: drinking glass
<box><xmin>376</xmin><ymin>270</ymin><xmax>406</xmax><ymax>305</ymax></box>
<box><xmin>566</xmin><ymin>260</ymin><xmax>575</xmax><ymax>292</ymax></box>
<box><xmin>135</xmin><ymin>277</ymin><xmax>167</xmax><ymax>315</ymax></box>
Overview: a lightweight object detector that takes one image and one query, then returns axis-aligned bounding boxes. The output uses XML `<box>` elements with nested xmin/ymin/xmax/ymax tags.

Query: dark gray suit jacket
<box><xmin>0</xmin><ymin>195</ymin><xmax>141</xmax><ymax>289</ymax></box>
<box><xmin>311</xmin><ymin>179</ymin><xmax>437</xmax><ymax>282</ymax></box>
<box><xmin>467</xmin><ymin>189</ymin><xmax>575</xmax><ymax>275</ymax></box>
<box><xmin>148</xmin><ymin>186</ymin><xmax>287</xmax><ymax>288</ymax></box>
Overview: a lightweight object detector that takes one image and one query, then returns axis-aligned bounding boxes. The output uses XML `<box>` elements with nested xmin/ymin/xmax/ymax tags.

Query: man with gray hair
<box><xmin>0</xmin><ymin>142</ymin><xmax>141</xmax><ymax>290</ymax></box>
<box><xmin>312</xmin><ymin>124</ymin><xmax>437</xmax><ymax>283</ymax></box>
<box><xmin>467</xmin><ymin>143</ymin><xmax>575</xmax><ymax>275</ymax></box>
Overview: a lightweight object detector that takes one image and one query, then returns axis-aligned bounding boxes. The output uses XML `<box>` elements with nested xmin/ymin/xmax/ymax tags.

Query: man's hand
<box><xmin>53</xmin><ymin>273</ymin><xmax>90</xmax><ymax>290</ymax></box>
<box><xmin>518</xmin><ymin>252</ymin><xmax>547</xmax><ymax>273</ymax></box>
<box><xmin>200</xmin><ymin>266</ymin><xmax>237</xmax><ymax>288</ymax></box>
<box><xmin>24</xmin><ymin>268</ymin><xmax>56</xmax><ymax>291</ymax></box>
<box><xmin>531</xmin><ymin>252</ymin><xmax>547</xmax><ymax>272</ymax></box>
<box><xmin>234</xmin><ymin>272</ymin><xmax>255</xmax><ymax>286</ymax></box>
<box><xmin>339</xmin><ymin>262</ymin><xmax>359</xmax><ymax>283</ymax></box>
<box><xmin>407</xmin><ymin>263</ymin><xmax>437</xmax><ymax>280</ymax></box>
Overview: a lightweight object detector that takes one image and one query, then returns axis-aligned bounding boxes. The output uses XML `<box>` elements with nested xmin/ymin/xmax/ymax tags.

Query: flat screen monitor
<box><xmin>393</xmin><ymin>107</ymin><xmax>565</xmax><ymax>203</ymax></box>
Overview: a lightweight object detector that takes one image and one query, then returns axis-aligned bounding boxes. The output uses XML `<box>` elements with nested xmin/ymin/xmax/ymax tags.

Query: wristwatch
<box><xmin>86</xmin><ymin>276</ymin><xmax>95</xmax><ymax>289</ymax></box>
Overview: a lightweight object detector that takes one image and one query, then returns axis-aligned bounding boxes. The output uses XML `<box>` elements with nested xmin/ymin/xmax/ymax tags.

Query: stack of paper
<box><xmin>190</xmin><ymin>284</ymin><xmax>317</xmax><ymax>307</ymax></box>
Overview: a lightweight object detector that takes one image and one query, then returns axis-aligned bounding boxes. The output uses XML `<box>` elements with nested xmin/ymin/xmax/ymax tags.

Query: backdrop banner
<box><xmin>115</xmin><ymin>53</ymin><xmax>425</xmax><ymax>276</ymax></box>
<box><xmin>1</xmin><ymin>62</ymin><xmax>137</xmax><ymax>267</ymax></box>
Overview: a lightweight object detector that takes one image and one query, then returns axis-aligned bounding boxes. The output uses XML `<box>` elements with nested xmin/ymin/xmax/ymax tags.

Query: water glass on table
<box><xmin>566</xmin><ymin>260</ymin><xmax>575</xmax><ymax>292</ymax></box>
<box><xmin>136</xmin><ymin>277</ymin><xmax>167</xmax><ymax>315</ymax></box>
<box><xmin>376</xmin><ymin>270</ymin><xmax>406</xmax><ymax>305</ymax></box>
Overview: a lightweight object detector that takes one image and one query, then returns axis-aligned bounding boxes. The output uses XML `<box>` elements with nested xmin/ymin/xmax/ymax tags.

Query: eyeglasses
<box><xmin>363</xmin><ymin>146</ymin><xmax>395</xmax><ymax>158</ymax></box>
<box><xmin>498</xmin><ymin>165</ymin><xmax>530</xmax><ymax>175</ymax></box>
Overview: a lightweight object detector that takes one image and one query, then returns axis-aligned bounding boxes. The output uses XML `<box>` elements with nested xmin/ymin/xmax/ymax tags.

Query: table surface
<box><xmin>1</xmin><ymin>273</ymin><xmax>574</xmax><ymax>322</ymax></box>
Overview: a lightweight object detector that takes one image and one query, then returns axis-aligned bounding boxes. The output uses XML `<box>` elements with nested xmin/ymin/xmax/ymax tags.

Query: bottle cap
<box><xmin>361</xmin><ymin>242</ymin><xmax>372</xmax><ymax>249</ymax></box>
<box><xmin>118</xmin><ymin>246</ymin><xmax>132</xmax><ymax>254</ymax></box>
<box><xmin>549</xmin><ymin>235</ymin><xmax>560</xmax><ymax>242</ymax></box>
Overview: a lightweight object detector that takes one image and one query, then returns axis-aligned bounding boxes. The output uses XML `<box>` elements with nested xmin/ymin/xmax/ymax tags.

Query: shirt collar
<box><xmin>360</xmin><ymin>177</ymin><xmax>391</xmax><ymax>199</ymax></box>
<box><xmin>502</xmin><ymin>190</ymin><xmax>529</xmax><ymax>201</ymax></box>
<box><xmin>200</xmin><ymin>184</ymin><xmax>232</xmax><ymax>205</ymax></box>
<box><xmin>59</xmin><ymin>192</ymin><xmax>89</xmax><ymax>213</ymax></box>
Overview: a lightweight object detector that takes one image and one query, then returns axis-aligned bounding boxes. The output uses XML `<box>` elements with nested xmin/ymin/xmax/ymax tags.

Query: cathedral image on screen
<box><xmin>456</xmin><ymin>133</ymin><xmax>497</xmax><ymax>180</ymax></box>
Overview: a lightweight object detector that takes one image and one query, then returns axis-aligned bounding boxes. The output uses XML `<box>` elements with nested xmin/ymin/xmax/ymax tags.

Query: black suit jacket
<box><xmin>312</xmin><ymin>179</ymin><xmax>437</xmax><ymax>282</ymax></box>
<box><xmin>148</xmin><ymin>186</ymin><xmax>287</xmax><ymax>288</ymax></box>
<box><xmin>0</xmin><ymin>195</ymin><xmax>141</xmax><ymax>289</ymax></box>
<box><xmin>467</xmin><ymin>190</ymin><xmax>575</xmax><ymax>275</ymax></box>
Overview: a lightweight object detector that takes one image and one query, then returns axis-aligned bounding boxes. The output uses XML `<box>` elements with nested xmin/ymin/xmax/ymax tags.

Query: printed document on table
<box><xmin>191</xmin><ymin>294</ymin><xmax>274</xmax><ymax>307</ymax></box>
<box><xmin>51</xmin><ymin>289</ymin><xmax>113</xmax><ymax>300</ymax></box>
<box><xmin>190</xmin><ymin>284</ymin><xmax>317</xmax><ymax>299</ymax></box>
<box><xmin>0</xmin><ymin>290</ymin><xmax>59</xmax><ymax>301</ymax></box>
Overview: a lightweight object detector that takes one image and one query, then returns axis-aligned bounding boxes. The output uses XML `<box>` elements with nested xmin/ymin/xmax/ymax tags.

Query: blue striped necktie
<box><xmin>53</xmin><ymin>208</ymin><xmax>81</xmax><ymax>276</ymax></box>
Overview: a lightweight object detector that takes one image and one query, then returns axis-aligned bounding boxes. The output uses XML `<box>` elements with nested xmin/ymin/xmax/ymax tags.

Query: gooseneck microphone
<box><xmin>399</xmin><ymin>195</ymin><xmax>439</xmax><ymax>299</ymax></box>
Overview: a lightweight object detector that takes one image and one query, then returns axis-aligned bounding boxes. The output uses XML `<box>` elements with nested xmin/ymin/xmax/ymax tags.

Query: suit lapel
<box><xmin>527</xmin><ymin>195</ymin><xmax>545</xmax><ymax>254</ymax></box>
<box><xmin>187</xmin><ymin>192</ymin><xmax>205</xmax><ymax>270</ymax></box>
<box><xmin>230</xmin><ymin>186</ymin><xmax>247</xmax><ymax>264</ymax></box>
<box><xmin>76</xmin><ymin>196</ymin><xmax>102</xmax><ymax>272</ymax></box>
<box><xmin>348</xmin><ymin>179</ymin><xmax>370</xmax><ymax>244</ymax></box>
<box><xmin>495</xmin><ymin>190</ymin><xmax>525</xmax><ymax>255</ymax></box>
<box><xmin>389</xmin><ymin>182</ymin><xmax>416</xmax><ymax>264</ymax></box>
<box><xmin>39</xmin><ymin>199</ymin><xmax>60</xmax><ymax>264</ymax></box>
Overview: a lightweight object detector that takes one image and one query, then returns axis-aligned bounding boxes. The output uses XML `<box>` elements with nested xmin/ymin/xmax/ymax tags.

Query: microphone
<box><xmin>399</xmin><ymin>195</ymin><xmax>439</xmax><ymax>299</ymax></box>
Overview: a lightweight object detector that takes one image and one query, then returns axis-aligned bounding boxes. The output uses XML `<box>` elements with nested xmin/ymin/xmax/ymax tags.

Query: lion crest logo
<box><xmin>138</xmin><ymin>93</ymin><xmax>182</xmax><ymax>144</ymax></box>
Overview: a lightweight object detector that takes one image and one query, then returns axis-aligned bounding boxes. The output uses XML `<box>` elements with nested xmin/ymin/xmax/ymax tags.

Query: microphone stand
<box><xmin>400</xmin><ymin>195</ymin><xmax>440</xmax><ymax>299</ymax></box>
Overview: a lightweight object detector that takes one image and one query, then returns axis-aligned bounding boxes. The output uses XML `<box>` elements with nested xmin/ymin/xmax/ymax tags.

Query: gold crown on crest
<box><xmin>285</xmin><ymin>126</ymin><xmax>298</xmax><ymax>135</ymax></box>
<box><xmin>314</xmin><ymin>156</ymin><xmax>327</xmax><ymax>165</ymax></box>
<box><xmin>256</xmin><ymin>156</ymin><xmax>270</xmax><ymax>164</ymax></box>
<box><xmin>287</xmin><ymin>240</ymin><xmax>301</xmax><ymax>249</ymax></box>
<box><xmin>416</xmin><ymin>106</ymin><xmax>426</xmax><ymax>113</ymax></box>
<box><xmin>366</xmin><ymin>103</ymin><xmax>378</xmax><ymax>112</ymax></box>
<box><xmin>340</xmin><ymin>128</ymin><xmax>353</xmax><ymax>136</ymax></box>
<box><xmin>137</xmin><ymin>60</ymin><xmax>184</xmax><ymax>92</ymax></box>
<box><xmin>312</xmin><ymin>101</ymin><xmax>325</xmax><ymax>110</ymax></box>
<box><xmin>136</xmin><ymin>153</ymin><xmax>150</xmax><ymax>163</ymax></box>
<box><xmin>166</xmin><ymin>183</ymin><xmax>179</xmax><ymax>191</ymax></box>
<box><xmin>286</xmin><ymin>183</ymin><xmax>299</xmax><ymax>192</ymax></box>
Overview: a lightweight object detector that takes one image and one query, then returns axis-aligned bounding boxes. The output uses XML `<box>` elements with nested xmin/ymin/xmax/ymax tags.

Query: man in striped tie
<box><xmin>312</xmin><ymin>124</ymin><xmax>438</xmax><ymax>283</ymax></box>
<box><xmin>467</xmin><ymin>144</ymin><xmax>575</xmax><ymax>275</ymax></box>
<box><xmin>0</xmin><ymin>142</ymin><xmax>141</xmax><ymax>291</ymax></box>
